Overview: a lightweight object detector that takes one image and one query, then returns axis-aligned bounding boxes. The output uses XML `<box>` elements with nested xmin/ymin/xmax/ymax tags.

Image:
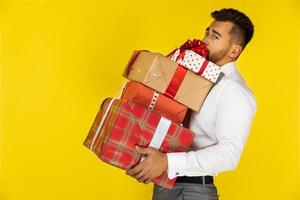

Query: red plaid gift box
<box><xmin>83</xmin><ymin>98</ymin><xmax>195</xmax><ymax>189</ymax></box>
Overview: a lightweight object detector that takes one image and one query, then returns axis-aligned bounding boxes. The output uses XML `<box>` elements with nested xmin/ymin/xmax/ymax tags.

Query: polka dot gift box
<box><xmin>168</xmin><ymin>39</ymin><xmax>222</xmax><ymax>83</ymax></box>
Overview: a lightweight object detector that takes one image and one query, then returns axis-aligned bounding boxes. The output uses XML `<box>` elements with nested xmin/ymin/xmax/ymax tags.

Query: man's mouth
<box><xmin>206</xmin><ymin>49</ymin><xmax>211</xmax><ymax>57</ymax></box>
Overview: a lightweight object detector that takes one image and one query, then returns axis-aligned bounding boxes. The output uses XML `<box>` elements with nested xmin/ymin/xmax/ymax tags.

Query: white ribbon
<box><xmin>148</xmin><ymin>92</ymin><xmax>160</xmax><ymax>110</ymax></box>
<box><xmin>140</xmin><ymin>116</ymin><xmax>171</xmax><ymax>162</ymax></box>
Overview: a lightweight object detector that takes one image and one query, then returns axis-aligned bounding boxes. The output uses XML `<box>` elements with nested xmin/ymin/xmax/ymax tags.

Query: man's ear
<box><xmin>229</xmin><ymin>44</ymin><xmax>243</xmax><ymax>59</ymax></box>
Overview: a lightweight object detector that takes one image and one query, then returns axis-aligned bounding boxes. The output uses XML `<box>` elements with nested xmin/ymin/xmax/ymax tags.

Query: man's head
<box><xmin>203</xmin><ymin>8</ymin><xmax>254</xmax><ymax>66</ymax></box>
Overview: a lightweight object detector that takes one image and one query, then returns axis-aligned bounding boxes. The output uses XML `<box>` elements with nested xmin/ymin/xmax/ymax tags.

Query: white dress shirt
<box><xmin>166</xmin><ymin>61</ymin><xmax>257</xmax><ymax>179</ymax></box>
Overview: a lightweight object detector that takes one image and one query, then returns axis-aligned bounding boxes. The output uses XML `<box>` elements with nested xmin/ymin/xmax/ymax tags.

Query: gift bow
<box><xmin>166</xmin><ymin>39</ymin><xmax>208</xmax><ymax>61</ymax></box>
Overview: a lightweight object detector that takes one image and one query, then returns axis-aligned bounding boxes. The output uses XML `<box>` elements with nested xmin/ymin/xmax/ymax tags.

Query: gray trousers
<box><xmin>152</xmin><ymin>181</ymin><xmax>220</xmax><ymax>200</ymax></box>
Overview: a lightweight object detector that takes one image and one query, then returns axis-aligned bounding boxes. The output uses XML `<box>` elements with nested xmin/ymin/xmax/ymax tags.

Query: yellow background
<box><xmin>1</xmin><ymin>0</ymin><xmax>299</xmax><ymax>199</ymax></box>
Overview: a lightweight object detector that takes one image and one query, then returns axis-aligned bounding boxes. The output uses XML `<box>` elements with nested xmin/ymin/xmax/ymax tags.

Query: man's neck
<box><xmin>216</xmin><ymin>58</ymin><xmax>235</xmax><ymax>67</ymax></box>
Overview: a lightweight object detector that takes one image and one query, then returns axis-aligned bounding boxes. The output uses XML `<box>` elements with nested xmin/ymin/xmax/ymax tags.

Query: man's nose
<box><xmin>202</xmin><ymin>36</ymin><xmax>208</xmax><ymax>46</ymax></box>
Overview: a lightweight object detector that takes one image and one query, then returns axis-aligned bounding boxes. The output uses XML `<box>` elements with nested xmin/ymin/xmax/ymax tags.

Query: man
<box><xmin>126</xmin><ymin>8</ymin><xmax>257</xmax><ymax>200</ymax></box>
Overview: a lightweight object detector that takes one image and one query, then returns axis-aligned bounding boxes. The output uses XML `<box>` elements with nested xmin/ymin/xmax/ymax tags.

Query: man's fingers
<box><xmin>137</xmin><ymin>173</ymin><xmax>148</xmax><ymax>183</ymax></box>
<box><xmin>135</xmin><ymin>170</ymin><xmax>145</xmax><ymax>180</ymax></box>
<box><xmin>136</xmin><ymin>146</ymin><xmax>153</xmax><ymax>155</ymax></box>
<box><xmin>136</xmin><ymin>168</ymin><xmax>151</xmax><ymax>182</ymax></box>
<box><xmin>143</xmin><ymin>172</ymin><xmax>153</xmax><ymax>184</ymax></box>
<box><xmin>144</xmin><ymin>178</ymin><xmax>151</xmax><ymax>184</ymax></box>
<box><xmin>126</xmin><ymin>164</ymin><xmax>143</xmax><ymax>176</ymax></box>
<box><xmin>143</xmin><ymin>171</ymin><xmax>154</xmax><ymax>184</ymax></box>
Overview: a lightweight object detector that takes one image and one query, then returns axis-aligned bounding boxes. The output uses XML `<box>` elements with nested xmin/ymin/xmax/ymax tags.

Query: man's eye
<box><xmin>213</xmin><ymin>35</ymin><xmax>219</xmax><ymax>39</ymax></box>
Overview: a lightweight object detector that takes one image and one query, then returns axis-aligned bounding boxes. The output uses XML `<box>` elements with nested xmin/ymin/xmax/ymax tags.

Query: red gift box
<box><xmin>121</xmin><ymin>81</ymin><xmax>188</xmax><ymax>124</ymax></box>
<box><xmin>83</xmin><ymin>98</ymin><xmax>195</xmax><ymax>189</ymax></box>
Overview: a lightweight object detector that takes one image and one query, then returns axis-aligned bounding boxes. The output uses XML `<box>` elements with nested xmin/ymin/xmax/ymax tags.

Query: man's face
<box><xmin>202</xmin><ymin>20</ymin><xmax>235</xmax><ymax>66</ymax></box>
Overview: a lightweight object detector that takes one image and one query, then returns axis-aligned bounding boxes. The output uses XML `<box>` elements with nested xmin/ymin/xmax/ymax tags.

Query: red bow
<box><xmin>179</xmin><ymin>39</ymin><xmax>208</xmax><ymax>57</ymax></box>
<box><xmin>166</xmin><ymin>39</ymin><xmax>208</xmax><ymax>61</ymax></box>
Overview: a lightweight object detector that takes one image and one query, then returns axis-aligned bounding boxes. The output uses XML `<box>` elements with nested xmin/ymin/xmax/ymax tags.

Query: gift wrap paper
<box><xmin>121</xmin><ymin>81</ymin><xmax>188</xmax><ymax>124</ymax></box>
<box><xmin>123</xmin><ymin>51</ymin><xmax>213</xmax><ymax>111</ymax></box>
<box><xmin>83</xmin><ymin>98</ymin><xmax>195</xmax><ymax>189</ymax></box>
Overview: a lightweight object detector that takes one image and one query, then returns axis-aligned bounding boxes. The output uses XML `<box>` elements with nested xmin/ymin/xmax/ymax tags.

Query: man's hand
<box><xmin>126</xmin><ymin>146</ymin><xmax>168</xmax><ymax>184</ymax></box>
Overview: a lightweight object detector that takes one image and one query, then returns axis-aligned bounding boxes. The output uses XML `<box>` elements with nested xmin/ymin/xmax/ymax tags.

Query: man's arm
<box><xmin>167</xmin><ymin>80</ymin><xmax>257</xmax><ymax>179</ymax></box>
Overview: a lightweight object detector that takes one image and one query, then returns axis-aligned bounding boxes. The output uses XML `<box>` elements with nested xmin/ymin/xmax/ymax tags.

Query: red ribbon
<box><xmin>165</xmin><ymin>65</ymin><xmax>187</xmax><ymax>98</ymax></box>
<box><xmin>198</xmin><ymin>59</ymin><xmax>209</xmax><ymax>76</ymax></box>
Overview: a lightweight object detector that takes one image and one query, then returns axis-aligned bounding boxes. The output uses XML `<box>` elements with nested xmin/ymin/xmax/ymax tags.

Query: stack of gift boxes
<box><xmin>83</xmin><ymin>39</ymin><xmax>224</xmax><ymax>189</ymax></box>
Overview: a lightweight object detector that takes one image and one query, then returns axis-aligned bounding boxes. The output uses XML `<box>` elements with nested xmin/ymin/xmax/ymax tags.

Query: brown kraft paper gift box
<box><xmin>123</xmin><ymin>50</ymin><xmax>213</xmax><ymax>112</ymax></box>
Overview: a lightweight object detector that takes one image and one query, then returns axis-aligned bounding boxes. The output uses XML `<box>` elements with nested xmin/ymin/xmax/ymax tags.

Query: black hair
<box><xmin>211</xmin><ymin>8</ymin><xmax>254</xmax><ymax>48</ymax></box>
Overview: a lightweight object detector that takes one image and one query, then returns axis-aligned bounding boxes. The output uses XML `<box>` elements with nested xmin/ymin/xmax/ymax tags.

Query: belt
<box><xmin>175</xmin><ymin>176</ymin><xmax>214</xmax><ymax>184</ymax></box>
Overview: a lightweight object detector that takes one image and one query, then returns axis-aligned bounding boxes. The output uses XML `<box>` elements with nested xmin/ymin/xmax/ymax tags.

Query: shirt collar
<box><xmin>220</xmin><ymin>61</ymin><xmax>237</xmax><ymax>76</ymax></box>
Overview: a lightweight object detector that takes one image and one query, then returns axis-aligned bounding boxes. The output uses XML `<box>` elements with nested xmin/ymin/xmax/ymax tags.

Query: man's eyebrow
<box><xmin>212</xmin><ymin>29</ymin><xmax>222</xmax><ymax>37</ymax></box>
<box><xmin>205</xmin><ymin>27</ymin><xmax>222</xmax><ymax>37</ymax></box>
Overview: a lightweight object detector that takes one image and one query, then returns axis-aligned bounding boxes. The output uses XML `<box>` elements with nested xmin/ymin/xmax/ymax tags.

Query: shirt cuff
<box><xmin>166</xmin><ymin>152</ymin><xmax>186</xmax><ymax>179</ymax></box>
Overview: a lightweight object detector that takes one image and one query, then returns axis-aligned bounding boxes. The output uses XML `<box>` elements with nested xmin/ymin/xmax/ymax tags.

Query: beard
<box><xmin>208</xmin><ymin>49</ymin><xmax>228</xmax><ymax>64</ymax></box>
